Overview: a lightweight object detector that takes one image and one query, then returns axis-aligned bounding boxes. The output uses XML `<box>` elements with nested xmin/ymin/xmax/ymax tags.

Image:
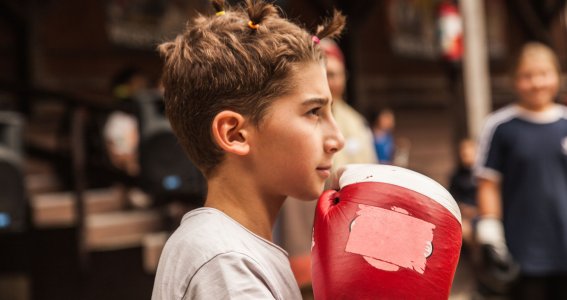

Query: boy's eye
<box><xmin>308</xmin><ymin>107</ymin><xmax>321</xmax><ymax>116</ymax></box>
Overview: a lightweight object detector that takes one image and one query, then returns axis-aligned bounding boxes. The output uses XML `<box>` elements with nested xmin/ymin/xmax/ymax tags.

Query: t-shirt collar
<box><xmin>515</xmin><ymin>104</ymin><xmax>564</xmax><ymax>124</ymax></box>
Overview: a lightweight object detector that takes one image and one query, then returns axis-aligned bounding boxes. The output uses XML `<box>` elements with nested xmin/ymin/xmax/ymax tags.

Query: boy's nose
<box><xmin>326</xmin><ymin>123</ymin><xmax>345</xmax><ymax>154</ymax></box>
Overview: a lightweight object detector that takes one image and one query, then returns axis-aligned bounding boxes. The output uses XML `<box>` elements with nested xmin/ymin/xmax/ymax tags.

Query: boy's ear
<box><xmin>211</xmin><ymin>110</ymin><xmax>251</xmax><ymax>156</ymax></box>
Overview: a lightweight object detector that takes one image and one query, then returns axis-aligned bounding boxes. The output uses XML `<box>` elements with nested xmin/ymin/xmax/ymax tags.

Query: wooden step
<box><xmin>31</xmin><ymin>187</ymin><xmax>127</xmax><ymax>227</ymax></box>
<box><xmin>23</xmin><ymin>125</ymin><xmax>63</xmax><ymax>153</ymax></box>
<box><xmin>86</xmin><ymin>210</ymin><xmax>165</xmax><ymax>251</ymax></box>
<box><xmin>24</xmin><ymin>101</ymin><xmax>69</xmax><ymax>154</ymax></box>
<box><xmin>31</xmin><ymin>187</ymin><xmax>166</xmax><ymax>252</ymax></box>
<box><xmin>24</xmin><ymin>157</ymin><xmax>54</xmax><ymax>175</ymax></box>
<box><xmin>26</xmin><ymin>173</ymin><xmax>62</xmax><ymax>195</ymax></box>
<box><xmin>24</xmin><ymin>158</ymin><xmax>62</xmax><ymax>194</ymax></box>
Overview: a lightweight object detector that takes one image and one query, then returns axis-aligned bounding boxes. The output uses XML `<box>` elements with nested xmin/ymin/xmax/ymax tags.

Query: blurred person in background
<box><xmin>372</xmin><ymin>108</ymin><xmax>396</xmax><ymax>165</ymax></box>
<box><xmin>449</xmin><ymin>138</ymin><xmax>478</xmax><ymax>247</ymax></box>
<box><xmin>103</xmin><ymin>67</ymin><xmax>148</xmax><ymax>177</ymax></box>
<box><xmin>370</xmin><ymin>108</ymin><xmax>411</xmax><ymax>167</ymax></box>
<box><xmin>321</xmin><ymin>38</ymin><xmax>378</xmax><ymax>167</ymax></box>
<box><xmin>97</xmin><ymin>67</ymin><xmax>156</xmax><ymax>209</ymax></box>
<box><xmin>449</xmin><ymin>138</ymin><xmax>487</xmax><ymax>299</ymax></box>
<box><xmin>475</xmin><ymin>42</ymin><xmax>567</xmax><ymax>299</ymax></box>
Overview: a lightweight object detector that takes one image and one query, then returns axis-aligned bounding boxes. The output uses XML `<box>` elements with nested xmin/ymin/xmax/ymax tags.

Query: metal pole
<box><xmin>71</xmin><ymin>106</ymin><xmax>88</xmax><ymax>271</ymax></box>
<box><xmin>459</xmin><ymin>0</ymin><xmax>491</xmax><ymax>139</ymax></box>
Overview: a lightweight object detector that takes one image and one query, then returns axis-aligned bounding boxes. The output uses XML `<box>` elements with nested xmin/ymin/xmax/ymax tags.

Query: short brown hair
<box><xmin>513</xmin><ymin>42</ymin><xmax>561</xmax><ymax>77</ymax></box>
<box><xmin>158</xmin><ymin>0</ymin><xmax>345</xmax><ymax>176</ymax></box>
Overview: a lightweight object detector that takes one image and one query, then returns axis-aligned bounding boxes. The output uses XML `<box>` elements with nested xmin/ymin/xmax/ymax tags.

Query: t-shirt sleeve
<box><xmin>475</xmin><ymin>122</ymin><xmax>505</xmax><ymax>182</ymax></box>
<box><xmin>184</xmin><ymin>252</ymin><xmax>277</xmax><ymax>300</ymax></box>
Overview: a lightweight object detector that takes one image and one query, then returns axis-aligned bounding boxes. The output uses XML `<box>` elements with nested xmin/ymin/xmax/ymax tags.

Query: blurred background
<box><xmin>0</xmin><ymin>0</ymin><xmax>566</xmax><ymax>299</ymax></box>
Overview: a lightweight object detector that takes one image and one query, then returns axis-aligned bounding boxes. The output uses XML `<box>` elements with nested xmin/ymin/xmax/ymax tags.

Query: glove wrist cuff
<box><xmin>476</xmin><ymin>217</ymin><xmax>506</xmax><ymax>246</ymax></box>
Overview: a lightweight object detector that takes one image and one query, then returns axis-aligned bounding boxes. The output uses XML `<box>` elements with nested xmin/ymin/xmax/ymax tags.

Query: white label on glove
<box><xmin>345</xmin><ymin>204</ymin><xmax>436</xmax><ymax>274</ymax></box>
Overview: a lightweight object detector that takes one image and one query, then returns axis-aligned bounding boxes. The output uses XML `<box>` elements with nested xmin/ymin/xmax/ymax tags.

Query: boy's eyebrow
<box><xmin>302</xmin><ymin>97</ymin><xmax>331</xmax><ymax>106</ymax></box>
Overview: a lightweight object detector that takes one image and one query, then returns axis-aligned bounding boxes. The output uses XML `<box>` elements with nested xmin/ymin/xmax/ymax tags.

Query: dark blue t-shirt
<box><xmin>475</xmin><ymin>104</ymin><xmax>567</xmax><ymax>275</ymax></box>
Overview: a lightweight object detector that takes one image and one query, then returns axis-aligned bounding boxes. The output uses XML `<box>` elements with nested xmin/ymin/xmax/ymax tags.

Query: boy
<box><xmin>151</xmin><ymin>0</ymin><xmax>346</xmax><ymax>299</ymax></box>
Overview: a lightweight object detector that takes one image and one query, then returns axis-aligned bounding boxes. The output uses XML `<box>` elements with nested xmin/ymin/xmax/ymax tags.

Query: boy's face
<box><xmin>249</xmin><ymin>61</ymin><xmax>345</xmax><ymax>201</ymax></box>
<box><xmin>515</xmin><ymin>52</ymin><xmax>560</xmax><ymax>111</ymax></box>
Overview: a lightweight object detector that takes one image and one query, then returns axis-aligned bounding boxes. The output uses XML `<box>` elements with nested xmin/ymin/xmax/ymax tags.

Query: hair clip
<box><xmin>215</xmin><ymin>10</ymin><xmax>225</xmax><ymax>16</ymax></box>
<box><xmin>312</xmin><ymin>36</ymin><xmax>320</xmax><ymax>45</ymax></box>
<box><xmin>248</xmin><ymin>20</ymin><xmax>260</xmax><ymax>30</ymax></box>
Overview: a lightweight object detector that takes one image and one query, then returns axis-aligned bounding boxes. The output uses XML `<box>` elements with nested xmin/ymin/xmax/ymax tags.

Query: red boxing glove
<box><xmin>312</xmin><ymin>164</ymin><xmax>462</xmax><ymax>299</ymax></box>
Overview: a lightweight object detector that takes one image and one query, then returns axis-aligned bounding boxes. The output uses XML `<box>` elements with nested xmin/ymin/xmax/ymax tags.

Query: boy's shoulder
<box><xmin>168</xmin><ymin>207</ymin><xmax>248</xmax><ymax>252</ymax></box>
<box><xmin>163</xmin><ymin>207</ymin><xmax>286</xmax><ymax>263</ymax></box>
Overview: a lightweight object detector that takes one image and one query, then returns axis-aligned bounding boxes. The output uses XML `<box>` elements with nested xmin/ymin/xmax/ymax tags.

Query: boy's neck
<box><xmin>205</xmin><ymin>168</ymin><xmax>286</xmax><ymax>241</ymax></box>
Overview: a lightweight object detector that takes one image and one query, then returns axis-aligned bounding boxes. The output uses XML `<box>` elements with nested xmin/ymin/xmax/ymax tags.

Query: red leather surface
<box><xmin>311</xmin><ymin>182</ymin><xmax>462</xmax><ymax>300</ymax></box>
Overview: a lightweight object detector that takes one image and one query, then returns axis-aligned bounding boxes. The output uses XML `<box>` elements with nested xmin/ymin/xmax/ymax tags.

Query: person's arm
<box><xmin>477</xmin><ymin>178</ymin><xmax>501</xmax><ymax>218</ymax></box>
<box><xmin>474</xmin><ymin>117</ymin><xmax>513</xmax><ymax>262</ymax></box>
<box><xmin>476</xmin><ymin>177</ymin><xmax>511</xmax><ymax>261</ymax></box>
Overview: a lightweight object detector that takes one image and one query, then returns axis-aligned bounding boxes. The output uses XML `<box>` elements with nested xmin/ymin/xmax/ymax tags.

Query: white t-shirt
<box><xmin>152</xmin><ymin>207</ymin><xmax>301</xmax><ymax>300</ymax></box>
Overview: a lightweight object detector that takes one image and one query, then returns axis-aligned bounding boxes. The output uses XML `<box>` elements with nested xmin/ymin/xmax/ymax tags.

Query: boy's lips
<box><xmin>317</xmin><ymin>165</ymin><xmax>332</xmax><ymax>178</ymax></box>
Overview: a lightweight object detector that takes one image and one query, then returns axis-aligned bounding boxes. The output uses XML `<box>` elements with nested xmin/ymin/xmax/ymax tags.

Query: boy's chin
<box><xmin>291</xmin><ymin>187</ymin><xmax>326</xmax><ymax>202</ymax></box>
<box><xmin>294</xmin><ymin>196</ymin><xmax>319</xmax><ymax>202</ymax></box>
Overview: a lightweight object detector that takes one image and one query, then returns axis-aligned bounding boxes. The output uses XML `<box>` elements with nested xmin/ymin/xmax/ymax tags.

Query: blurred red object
<box><xmin>438</xmin><ymin>1</ymin><xmax>463</xmax><ymax>62</ymax></box>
